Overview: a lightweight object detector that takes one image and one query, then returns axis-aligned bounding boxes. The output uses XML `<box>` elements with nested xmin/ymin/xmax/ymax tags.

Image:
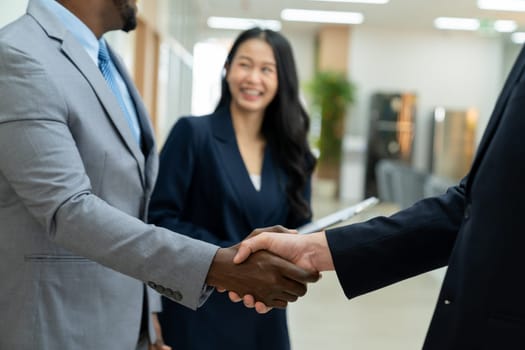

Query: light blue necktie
<box><xmin>98</xmin><ymin>43</ymin><xmax>141</xmax><ymax>145</ymax></box>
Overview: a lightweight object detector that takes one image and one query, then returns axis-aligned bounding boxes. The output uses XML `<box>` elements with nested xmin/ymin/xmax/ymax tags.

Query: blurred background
<box><xmin>2</xmin><ymin>1</ymin><xmax>524</xmax><ymax>348</ymax></box>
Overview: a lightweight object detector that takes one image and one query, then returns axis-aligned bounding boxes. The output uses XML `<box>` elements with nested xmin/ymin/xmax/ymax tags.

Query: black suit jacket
<box><xmin>327</xmin><ymin>45</ymin><xmax>525</xmax><ymax>349</ymax></box>
<box><xmin>149</xmin><ymin>107</ymin><xmax>311</xmax><ymax>349</ymax></box>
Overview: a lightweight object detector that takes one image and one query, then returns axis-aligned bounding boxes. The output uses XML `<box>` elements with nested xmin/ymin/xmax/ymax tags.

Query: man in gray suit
<box><xmin>0</xmin><ymin>0</ymin><xmax>319</xmax><ymax>349</ymax></box>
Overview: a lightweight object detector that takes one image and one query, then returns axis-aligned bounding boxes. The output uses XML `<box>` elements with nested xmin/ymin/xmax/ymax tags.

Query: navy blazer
<box><xmin>149</xmin><ymin>107</ymin><xmax>312</xmax><ymax>349</ymax></box>
<box><xmin>327</xmin><ymin>45</ymin><xmax>525</xmax><ymax>349</ymax></box>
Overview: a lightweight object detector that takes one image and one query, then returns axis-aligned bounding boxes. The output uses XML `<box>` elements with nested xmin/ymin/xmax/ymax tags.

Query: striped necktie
<box><xmin>98</xmin><ymin>43</ymin><xmax>141</xmax><ymax>145</ymax></box>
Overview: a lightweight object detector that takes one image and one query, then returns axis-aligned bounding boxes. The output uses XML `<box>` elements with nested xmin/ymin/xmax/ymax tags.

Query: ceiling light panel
<box><xmin>493</xmin><ymin>20</ymin><xmax>518</xmax><ymax>32</ymax></box>
<box><xmin>308</xmin><ymin>0</ymin><xmax>389</xmax><ymax>4</ymax></box>
<box><xmin>477</xmin><ymin>0</ymin><xmax>525</xmax><ymax>12</ymax></box>
<box><xmin>512</xmin><ymin>32</ymin><xmax>525</xmax><ymax>44</ymax></box>
<box><xmin>434</xmin><ymin>17</ymin><xmax>480</xmax><ymax>31</ymax></box>
<box><xmin>207</xmin><ymin>17</ymin><xmax>282</xmax><ymax>31</ymax></box>
<box><xmin>281</xmin><ymin>9</ymin><xmax>364</xmax><ymax>24</ymax></box>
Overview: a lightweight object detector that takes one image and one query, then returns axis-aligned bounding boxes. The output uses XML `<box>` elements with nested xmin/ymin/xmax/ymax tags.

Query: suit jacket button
<box><xmin>444</xmin><ymin>299</ymin><xmax>451</xmax><ymax>305</ymax></box>
<box><xmin>172</xmin><ymin>290</ymin><xmax>183</xmax><ymax>301</ymax></box>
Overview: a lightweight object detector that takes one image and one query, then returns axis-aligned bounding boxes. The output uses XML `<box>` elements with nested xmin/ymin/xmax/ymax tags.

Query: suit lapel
<box><xmin>110</xmin><ymin>48</ymin><xmax>158</xmax><ymax>191</ymax></box>
<box><xmin>211</xmin><ymin>108</ymin><xmax>269</xmax><ymax>228</ymax></box>
<box><xmin>60</xmin><ymin>37</ymin><xmax>146</xmax><ymax>173</ymax></box>
<box><xmin>28</xmin><ymin>0</ymin><xmax>147</xmax><ymax>185</ymax></box>
<box><xmin>467</xmin><ymin>45</ymin><xmax>525</xmax><ymax>189</ymax></box>
<box><xmin>259</xmin><ymin>147</ymin><xmax>289</xmax><ymax>225</ymax></box>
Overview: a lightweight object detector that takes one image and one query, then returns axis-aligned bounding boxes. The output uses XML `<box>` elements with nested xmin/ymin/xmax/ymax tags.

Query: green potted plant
<box><xmin>306</xmin><ymin>71</ymin><xmax>356</xmax><ymax>196</ymax></box>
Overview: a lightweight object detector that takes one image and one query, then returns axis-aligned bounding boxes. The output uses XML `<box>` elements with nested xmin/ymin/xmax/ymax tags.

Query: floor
<box><xmin>287</xmin><ymin>192</ymin><xmax>445</xmax><ymax>350</ymax></box>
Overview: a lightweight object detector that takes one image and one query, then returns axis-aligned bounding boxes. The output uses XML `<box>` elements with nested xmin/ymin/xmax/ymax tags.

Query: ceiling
<box><xmin>194</xmin><ymin>0</ymin><xmax>525</xmax><ymax>35</ymax></box>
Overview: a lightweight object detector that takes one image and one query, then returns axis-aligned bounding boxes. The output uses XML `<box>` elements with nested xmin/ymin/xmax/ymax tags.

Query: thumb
<box><xmin>233</xmin><ymin>242</ymin><xmax>254</xmax><ymax>264</ymax></box>
<box><xmin>233</xmin><ymin>234</ymin><xmax>267</xmax><ymax>264</ymax></box>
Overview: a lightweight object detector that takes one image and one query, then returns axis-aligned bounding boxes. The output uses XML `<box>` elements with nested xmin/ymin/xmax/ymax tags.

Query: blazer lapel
<box><xmin>28</xmin><ymin>0</ymin><xmax>146</xmax><ymax>184</ymax></box>
<box><xmin>211</xmin><ymin>108</ymin><xmax>267</xmax><ymax>228</ymax></box>
<box><xmin>258</xmin><ymin>147</ymin><xmax>289</xmax><ymax>225</ymax></box>
<box><xmin>467</xmin><ymin>45</ymin><xmax>525</xmax><ymax>189</ymax></box>
<box><xmin>110</xmin><ymin>47</ymin><xmax>155</xmax><ymax>154</ymax></box>
<box><xmin>60</xmin><ymin>38</ymin><xmax>146</xmax><ymax>175</ymax></box>
<box><xmin>110</xmin><ymin>48</ymin><xmax>158</xmax><ymax>191</ymax></box>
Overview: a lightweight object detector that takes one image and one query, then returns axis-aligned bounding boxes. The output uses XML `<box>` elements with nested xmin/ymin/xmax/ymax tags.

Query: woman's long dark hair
<box><xmin>215</xmin><ymin>27</ymin><xmax>316</xmax><ymax>225</ymax></box>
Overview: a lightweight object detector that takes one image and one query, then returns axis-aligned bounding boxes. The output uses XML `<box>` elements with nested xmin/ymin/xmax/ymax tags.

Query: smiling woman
<box><xmin>149</xmin><ymin>27</ymin><xmax>316</xmax><ymax>350</ymax></box>
<box><xmin>226</xmin><ymin>38</ymin><xmax>278</xmax><ymax>123</ymax></box>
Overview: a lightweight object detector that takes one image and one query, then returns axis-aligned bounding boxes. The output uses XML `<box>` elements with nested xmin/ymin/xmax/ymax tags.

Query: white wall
<box><xmin>283</xmin><ymin>29</ymin><xmax>317</xmax><ymax>86</ymax></box>
<box><xmin>347</xmin><ymin>27</ymin><xmax>506</xmax><ymax>172</ymax></box>
<box><xmin>0</xmin><ymin>0</ymin><xmax>28</xmax><ymax>27</ymax></box>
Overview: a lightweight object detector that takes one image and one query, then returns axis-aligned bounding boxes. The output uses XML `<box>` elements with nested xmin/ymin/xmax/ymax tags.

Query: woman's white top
<box><xmin>249</xmin><ymin>174</ymin><xmax>261</xmax><ymax>191</ymax></box>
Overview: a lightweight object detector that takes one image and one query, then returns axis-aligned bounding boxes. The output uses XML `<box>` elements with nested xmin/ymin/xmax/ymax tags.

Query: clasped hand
<box><xmin>206</xmin><ymin>226</ymin><xmax>321</xmax><ymax>311</ymax></box>
<box><xmin>228</xmin><ymin>229</ymin><xmax>334</xmax><ymax>313</ymax></box>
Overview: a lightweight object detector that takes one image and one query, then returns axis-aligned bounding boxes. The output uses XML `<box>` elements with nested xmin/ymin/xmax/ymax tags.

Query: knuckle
<box><xmin>298</xmin><ymin>286</ymin><xmax>307</xmax><ymax>296</ymax></box>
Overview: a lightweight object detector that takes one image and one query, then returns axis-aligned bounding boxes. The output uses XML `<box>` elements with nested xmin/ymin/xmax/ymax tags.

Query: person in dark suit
<box><xmin>233</xmin><ymin>44</ymin><xmax>525</xmax><ymax>349</ymax></box>
<box><xmin>148</xmin><ymin>27</ymin><xmax>315</xmax><ymax>350</ymax></box>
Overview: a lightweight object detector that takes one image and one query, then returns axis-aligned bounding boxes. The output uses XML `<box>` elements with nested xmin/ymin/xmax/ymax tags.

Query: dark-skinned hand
<box><xmin>206</xmin><ymin>246</ymin><xmax>319</xmax><ymax>308</ymax></box>
<box><xmin>241</xmin><ymin>225</ymin><xmax>297</xmax><ymax>242</ymax></box>
<box><xmin>216</xmin><ymin>225</ymin><xmax>300</xmax><ymax>296</ymax></box>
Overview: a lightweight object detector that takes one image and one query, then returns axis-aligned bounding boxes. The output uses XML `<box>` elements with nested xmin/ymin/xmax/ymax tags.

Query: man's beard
<box><xmin>114</xmin><ymin>0</ymin><xmax>137</xmax><ymax>32</ymax></box>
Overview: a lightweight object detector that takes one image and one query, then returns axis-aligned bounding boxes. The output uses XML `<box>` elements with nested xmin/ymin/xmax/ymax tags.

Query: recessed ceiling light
<box><xmin>434</xmin><ymin>17</ymin><xmax>480</xmax><ymax>31</ymax></box>
<box><xmin>308</xmin><ymin>0</ymin><xmax>389</xmax><ymax>3</ymax></box>
<box><xmin>281</xmin><ymin>9</ymin><xmax>364</xmax><ymax>24</ymax></box>
<box><xmin>511</xmin><ymin>32</ymin><xmax>525</xmax><ymax>44</ymax></box>
<box><xmin>493</xmin><ymin>20</ymin><xmax>518</xmax><ymax>33</ymax></box>
<box><xmin>477</xmin><ymin>0</ymin><xmax>525</xmax><ymax>12</ymax></box>
<box><xmin>207</xmin><ymin>17</ymin><xmax>282</xmax><ymax>31</ymax></box>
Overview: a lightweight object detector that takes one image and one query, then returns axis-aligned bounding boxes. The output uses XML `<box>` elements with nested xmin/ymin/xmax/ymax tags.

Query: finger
<box><xmin>233</xmin><ymin>237</ymin><xmax>261</xmax><ymax>264</ymax></box>
<box><xmin>233</xmin><ymin>244</ymin><xmax>251</xmax><ymax>264</ymax></box>
<box><xmin>156</xmin><ymin>345</ymin><xmax>171</xmax><ymax>350</ymax></box>
<box><xmin>245</xmin><ymin>226</ymin><xmax>291</xmax><ymax>242</ymax></box>
<box><xmin>282</xmin><ymin>291</ymin><xmax>299</xmax><ymax>302</ymax></box>
<box><xmin>268</xmin><ymin>227</ymin><xmax>298</xmax><ymax>235</ymax></box>
<box><xmin>245</xmin><ymin>227</ymin><xmax>266</xmax><ymax>239</ymax></box>
<box><xmin>152</xmin><ymin>339</ymin><xmax>168</xmax><ymax>349</ymax></box>
<box><xmin>266</xmin><ymin>225</ymin><xmax>289</xmax><ymax>233</ymax></box>
<box><xmin>234</xmin><ymin>234</ymin><xmax>274</xmax><ymax>264</ymax></box>
<box><xmin>282</xmin><ymin>261</ymin><xmax>321</xmax><ymax>284</ymax></box>
<box><xmin>273</xmin><ymin>265</ymin><xmax>318</xmax><ymax>298</ymax></box>
<box><xmin>228</xmin><ymin>291</ymin><xmax>242</xmax><ymax>303</ymax></box>
<box><xmin>269</xmin><ymin>299</ymin><xmax>287</xmax><ymax>309</ymax></box>
<box><xmin>273</xmin><ymin>283</ymin><xmax>303</xmax><ymax>301</ymax></box>
<box><xmin>254</xmin><ymin>301</ymin><xmax>273</xmax><ymax>314</ymax></box>
<box><xmin>243</xmin><ymin>294</ymin><xmax>255</xmax><ymax>308</ymax></box>
<box><xmin>216</xmin><ymin>287</ymin><xmax>226</xmax><ymax>293</ymax></box>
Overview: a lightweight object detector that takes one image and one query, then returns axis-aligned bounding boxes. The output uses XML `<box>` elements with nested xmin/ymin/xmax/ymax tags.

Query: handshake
<box><xmin>205</xmin><ymin>225</ymin><xmax>334</xmax><ymax>314</ymax></box>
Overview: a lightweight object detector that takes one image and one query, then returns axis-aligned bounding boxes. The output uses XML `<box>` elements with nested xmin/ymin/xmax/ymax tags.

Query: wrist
<box><xmin>205</xmin><ymin>247</ymin><xmax>234</xmax><ymax>288</ymax></box>
<box><xmin>310</xmin><ymin>231</ymin><xmax>334</xmax><ymax>271</ymax></box>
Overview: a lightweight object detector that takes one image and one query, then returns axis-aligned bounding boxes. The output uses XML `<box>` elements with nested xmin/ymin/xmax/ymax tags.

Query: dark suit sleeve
<box><xmin>326</xmin><ymin>177</ymin><xmax>467</xmax><ymax>299</ymax></box>
<box><xmin>149</xmin><ymin>118</ymin><xmax>236</xmax><ymax>247</ymax></box>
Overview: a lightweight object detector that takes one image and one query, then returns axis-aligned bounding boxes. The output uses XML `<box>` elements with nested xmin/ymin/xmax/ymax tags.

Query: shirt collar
<box><xmin>40</xmin><ymin>0</ymin><xmax>99</xmax><ymax>65</ymax></box>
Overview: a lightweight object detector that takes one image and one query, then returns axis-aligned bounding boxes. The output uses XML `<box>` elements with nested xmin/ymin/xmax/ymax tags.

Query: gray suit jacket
<box><xmin>0</xmin><ymin>1</ymin><xmax>218</xmax><ymax>349</ymax></box>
